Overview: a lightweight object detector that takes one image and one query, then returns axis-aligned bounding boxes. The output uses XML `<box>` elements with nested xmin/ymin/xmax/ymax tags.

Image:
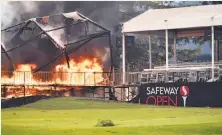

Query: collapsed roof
<box><xmin>1</xmin><ymin>11</ymin><xmax>112</xmax><ymax>72</ymax></box>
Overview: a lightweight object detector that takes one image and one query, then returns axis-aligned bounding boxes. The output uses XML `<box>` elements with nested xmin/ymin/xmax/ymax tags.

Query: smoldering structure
<box><xmin>1</xmin><ymin>11</ymin><xmax>113</xmax><ymax>72</ymax></box>
<box><xmin>1</xmin><ymin>12</ymin><xmax>115</xmax><ymax>100</ymax></box>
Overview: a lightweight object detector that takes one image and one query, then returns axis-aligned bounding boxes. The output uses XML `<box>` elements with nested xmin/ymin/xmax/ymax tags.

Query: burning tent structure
<box><xmin>1</xmin><ymin>11</ymin><xmax>114</xmax><ymax>99</ymax></box>
<box><xmin>1</xmin><ymin>11</ymin><xmax>113</xmax><ymax>73</ymax></box>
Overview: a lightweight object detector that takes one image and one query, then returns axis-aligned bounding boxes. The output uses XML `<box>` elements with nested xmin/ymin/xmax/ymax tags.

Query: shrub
<box><xmin>96</xmin><ymin>120</ymin><xmax>115</xmax><ymax>127</ymax></box>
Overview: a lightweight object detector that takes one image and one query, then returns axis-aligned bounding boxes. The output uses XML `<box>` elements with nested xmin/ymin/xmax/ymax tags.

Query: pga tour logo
<box><xmin>180</xmin><ymin>86</ymin><xmax>190</xmax><ymax>107</ymax></box>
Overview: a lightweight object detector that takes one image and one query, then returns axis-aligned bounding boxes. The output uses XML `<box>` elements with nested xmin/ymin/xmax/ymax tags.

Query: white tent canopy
<box><xmin>121</xmin><ymin>4</ymin><xmax>222</xmax><ymax>84</ymax></box>
<box><xmin>123</xmin><ymin>4</ymin><xmax>222</xmax><ymax>33</ymax></box>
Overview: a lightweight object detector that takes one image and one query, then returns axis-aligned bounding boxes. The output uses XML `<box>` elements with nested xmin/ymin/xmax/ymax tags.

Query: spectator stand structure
<box><xmin>109</xmin><ymin>5</ymin><xmax>222</xmax><ymax>102</ymax></box>
<box><xmin>121</xmin><ymin>4</ymin><xmax>222</xmax><ymax>85</ymax></box>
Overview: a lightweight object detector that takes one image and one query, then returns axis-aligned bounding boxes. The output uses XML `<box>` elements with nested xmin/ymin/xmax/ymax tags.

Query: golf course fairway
<box><xmin>2</xmin><ymin>97</ymin><xmax>222</xmax><ymax>135</ymax></box>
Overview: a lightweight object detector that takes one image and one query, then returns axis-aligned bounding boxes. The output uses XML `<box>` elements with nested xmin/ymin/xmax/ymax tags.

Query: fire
<box><xmin>1</xmin><ymin>57</ymin><xmax>110</xmax><ymax>98</ymax></box>
<box><xmin>55</xmin><ymin>57</ymin><xmax>104</xmax><ymax>85</ymax></box>
<box><xmin>1</xmin><ymin>57</ymin><xmax>107</xmax><ymax>86</ymax></box>
<box><xmin>16</xmin><ymin>64</ymin><xmax>37</xmax><ymax>71</ymax></box>
<box><xmin>1</xmin><ymin>64</ymin><xmax>38</xmax><ymax>85</ymax></box>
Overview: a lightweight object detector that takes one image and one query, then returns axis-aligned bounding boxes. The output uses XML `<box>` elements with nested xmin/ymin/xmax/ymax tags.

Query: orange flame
<box><xmin>55</xmin><ymin>58</ymin><xmax>103</xmax><ymax>85</ymax></box>
<box><xmin>16</xmin><ymin>64</ymin><xmax>37</xmax><ymax>71</ymax></box>
<box><xmin>1</xmin><ymin>57</ymin><xmax>107</xmax><ymax>86</ymax></box>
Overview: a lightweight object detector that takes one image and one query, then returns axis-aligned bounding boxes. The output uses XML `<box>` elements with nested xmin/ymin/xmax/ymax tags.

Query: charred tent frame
<box><xmin>1</xmin><ymin>11</ymin><xmax>113</xmax><ymax>74</ymax></box>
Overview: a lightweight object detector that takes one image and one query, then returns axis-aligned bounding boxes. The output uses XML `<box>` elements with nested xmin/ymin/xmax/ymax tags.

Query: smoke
<box><xmin>1</xmin><ymin>1</ymin><xmax>117</xmax><ymax>70</ymax></box>
<box><xmin>95</xmin><ymin>47</ymin><xmax>110</xmax><ymax>63</ymax></box>
<box><xmin>1</xmin><ymin>1</ymin><xmax>65</xmax><ymax>29</ymax></box>
<box><xmin>75</xmin><ymin>2</ymin><xmax>121</xmax><ymax>35</ymax></box>
<box><xmin>1</xmin><ymin>2</ymin><xmax>39</xmax><ymax>28</ymax></box>
<box><xmin>37</xmin><ymin>24</ymin><xmax>66</xmax><ymax>48</ymax></box>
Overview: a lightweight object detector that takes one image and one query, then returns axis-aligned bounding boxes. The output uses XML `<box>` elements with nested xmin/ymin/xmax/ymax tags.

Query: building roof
<box><xmin>123</xmin><ymin>4</ymin><xmax>222</xmax><ymax>33</ymax></box>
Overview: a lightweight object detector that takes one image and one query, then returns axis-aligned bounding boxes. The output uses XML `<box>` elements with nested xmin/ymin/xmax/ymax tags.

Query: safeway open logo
<box><xmin>180</xmin><ymin>86</ymin><xmax>190</xmax><ymax>107</ymax></box>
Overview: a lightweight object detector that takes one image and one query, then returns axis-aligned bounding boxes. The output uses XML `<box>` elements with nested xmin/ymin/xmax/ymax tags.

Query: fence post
<box><xmin>121</xmin><ymin>88</ymin><xmax>122</xmax><ymax>101</ymax></box>
<box><xmin>196</xmin><ymin>71</ymin><xmax>199</xmax><ymax>82</ymax></box>
<box><xmin>93</xmin><ymin>88</ymin><xmax>94</xmax><ymax>98</ymax></box>
<box><xmin>128</xmin><ymin>87</ymin><xmax>129</xmax><ymax>102</ymax></box>
<box><xmin>54</xmin><ymin>72</ymin><xmax>56</xmax><ymax>85</ymax></box>
<box><xmin>24</xmin><ymin>72</ymin><xmax>25</xmax><ymax>85</ymax></box>
<box><xmin>14</xmin><ymin>72</ymin><xmax>16</xmax><ymax>85</ymax></box>
<box><xmin>84</xmin><ymin>72</ymin><xmax>86</xmax><ymax>86</ymax></box>
<box><xmin>23</xmin><ymin>72</ymin><xmax>26</xmax><ymax>104</ymax></box>
<box><xmin>23</xmin><ymin>86</ymin><xmax>26</xmax><ymax>104</ymax></box>
<box><xmin>103</xmin><ymin>87</ymin><xmax>105</xmax><ymax>100</ymax></box>
<box><xmin>70</xmin><ymin>72</ymin><xmax>72</xmax><ymax>85</ymax></box>
<box><xmin>50</xmin><ymin>87</ymin><xmax>53</xmax><ymax>97</ymax></box>
<box><xmin>94</xmin><ymin>72</ymin><xmax>96</xmax><ymax>86</ymax></box>
<box><xmin>3</xmin><ymin>86</ymin><xmax>7</xmax><ymax>98</ymax></box>
<box><xmin>112</xmin><ymin>68</ymin><xmax>115</xmax><ymax>85</ymax></box>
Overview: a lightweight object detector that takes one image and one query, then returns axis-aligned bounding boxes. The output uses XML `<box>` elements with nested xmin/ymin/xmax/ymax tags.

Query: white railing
<box><xmin>113</xmin><ymin>67</ymin><xmax>221</xmax><ymax>85</ymax></box>
<box><xmin>1</xmin><ymin>71</ymin><xmax>112</xmax><ymax>86</ymax></box>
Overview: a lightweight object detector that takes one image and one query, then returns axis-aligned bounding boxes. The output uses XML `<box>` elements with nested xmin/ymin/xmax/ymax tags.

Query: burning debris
<box><xmin>1</xmin><ymin>11</ymin><xmax>112</xmax><ymax>72</ymax></box>
<box><xmin>1</xmin><ymin>58</ymin><xmax>109</xmax><ymax>86</ymax></box>
<box><xmin>1</xmin><ymin>11</ymin><xmax>113</xmax><ymax>99</ymax></box>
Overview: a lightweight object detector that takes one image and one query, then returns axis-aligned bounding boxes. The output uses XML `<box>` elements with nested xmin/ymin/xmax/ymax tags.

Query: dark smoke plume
<box><xmin>1</xmin><ymin>1</ymin><xmax>116</xmax><ymax>71</ymax></box>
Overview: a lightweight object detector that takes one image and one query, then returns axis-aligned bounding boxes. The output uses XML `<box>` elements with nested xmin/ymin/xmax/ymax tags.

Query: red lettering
<box><xmin>146</xmin><ymin>96</ymin><xmax>156</xmax><ymax>105</ymax></box>
<box><xmin>162</xmin><ymin>96</ymin><xmax>168</xmax><ymax>105</ymax></box>
<box><xmin>168</xmin><ymin>96</ymin><xmax>178</xmax><ymax>107</ymax></box>
<box><xmin>146</xmin><ymin>96</ymin><xmax>178</xmax><ymax>107</ymax></box>
<box><xmin>156</xmin><ymin>96</ymin><xmax>162</xmax><ymax>105</ymax></box>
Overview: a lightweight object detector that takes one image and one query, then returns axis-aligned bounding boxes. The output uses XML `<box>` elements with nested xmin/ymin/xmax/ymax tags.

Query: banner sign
<box><xmin>139</xmin><ymin>82</ymin><xmax>222</xmax><ymax>107</ymax></box>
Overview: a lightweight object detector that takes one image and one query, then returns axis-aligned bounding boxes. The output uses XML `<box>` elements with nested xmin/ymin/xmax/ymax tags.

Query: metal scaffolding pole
<box><xmin>165</xmin><ymin>20</ymin><xmax>169</xmax><ymax>82</ymax></box>
<box><xmin>173</xmin><ymin>33</ymin><xmax>177</xmax><ymax>64</ymax></box>
<box><xmin>148</xmin><ymin>34</ymin><xmax>152</xmax><ymax>69</ymax></box>
<box><xmin>165</xmin><ymin>20</ymin><xmax>169</xmax><ymax>71</ymax></box>
<box><xmin>211</xmin><ymin>25</ymin><xmax>215</xmax><ymax>80</ymax></box>
<box><xmin>122</xmin><ymin>33</ymin><xmax>126</xmax><ymax>85</ymax></box>
<box><xmin>108</xmin><ymin>32</ymin><xmax>114</xmax><ymax>81</ymax></box>
<box><xmin>165</xmin><ymin>29</ymin><xmax>169</xmax><ymax>71</ymax></box>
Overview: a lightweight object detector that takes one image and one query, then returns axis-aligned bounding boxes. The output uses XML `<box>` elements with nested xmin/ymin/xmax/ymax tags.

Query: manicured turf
<box><xmin>2</xmin><ymin>97</ymin><xmax>222</xmax><ymax>135</ymax></box>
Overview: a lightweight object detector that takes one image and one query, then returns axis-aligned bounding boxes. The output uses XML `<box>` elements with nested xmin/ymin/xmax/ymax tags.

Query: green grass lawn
<box><xmin>2</xmin><ymin>97</ymin><xmax>222</xmax><ymax>135</ymax></box>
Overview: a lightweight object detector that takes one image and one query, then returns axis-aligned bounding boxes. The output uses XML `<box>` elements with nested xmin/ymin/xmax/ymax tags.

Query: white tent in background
<box><xmin>122</xmin><ymin>4</ymin><xmax>222</xmax><ymax>84</ymax></box>
<box><xmin>123</xmin><ymin>4</ymin><xmax>222</xmax><ymax>32</ymax></box>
